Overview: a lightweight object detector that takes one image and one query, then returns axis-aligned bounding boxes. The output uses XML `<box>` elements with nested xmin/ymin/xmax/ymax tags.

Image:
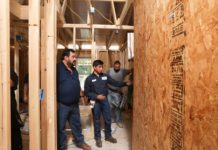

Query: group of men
<box><xmin>57</xmin><ymin>49</ymin><xmax>132</xmax><ymax>150</ymax></box>
<box><xmin>9</xmin><ymin>48</ymin><xmax>130</xmax><ymax>150</ymax></box>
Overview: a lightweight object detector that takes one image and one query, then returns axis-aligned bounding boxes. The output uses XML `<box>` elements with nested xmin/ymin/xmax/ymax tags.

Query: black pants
<box><xmin>11</xmin><ymin>98</ymin><xmax>23</xmax><ymax>150</ymax></box>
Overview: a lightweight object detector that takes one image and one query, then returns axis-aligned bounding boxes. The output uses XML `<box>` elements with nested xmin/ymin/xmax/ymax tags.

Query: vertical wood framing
<box><xmin>73</xmin><ymin>27</ymin><xmax>76</xmax><ymax>49</ymax></box>
<box><xmin>14</xmin><ymin>28</ymin><xmax>20</xmax><ymax>110</ymax></box>
<box><xmin>45</xmin><ymin>0</ymin><xmax>57</xmax><ymax>149</ymax></box>
<box><xmin>40</xmin><ymin>19</ymin><xmax>47</xmax><ymax>150</ymax></box>
<box><xmin>91</xmin><ymin>27</ymin><xmax>97</xmax><ymax>63</ymax></box>
<box><xmin>0</xmin><ymin>45</ymin><xmax>2</xmax><ymax>150</ymax></box>
<box><xmin>28</xmin><ymin>0</ymin><xmax>41</xmax><ymax>149</ymax></box>
<box><xmin>0</xmin><ymin>0</ymin><xmax>11</xmax><ymax>149</ymax></box>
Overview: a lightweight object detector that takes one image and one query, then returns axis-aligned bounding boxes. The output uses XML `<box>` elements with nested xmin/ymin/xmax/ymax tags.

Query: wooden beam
<box><xmin>86</xmin><ymin>0</ymin><xmax>94</xmax><ymax>25</ymax></box>
<box><xmin>111</xmin><ymin>0</ymin><xmax>118</xmax><ymax>25</ymax></box>
<box><xmin>107</xmin><ymin>1</ymin><xmax>133</xmax><ymax>49</ymax></box>
<box><xmin>57</xmin><ymin>0</ymin><xmax>65</xmax><ymax>24</ymax></box>
<box><xmin>28</xmin><ymin>0</ymin><xmax>41</xmax><ymax>149</ymax></box>
<box><xmin>62</xmin><ymin>23</ymin><xmax>134</xmax><ymax>30</ymax></box>
<box><xmin>91</xmin><ymin>27</ymin><xmax>98</xmax><ymax>63</ymax></box>
<box><xmin>61</xmin><ymin>0</ymin><xmax>68</xmax><ymax>15</ymax></box>
<box><xmin>118</xmin><ymin>0</ymin><xmax>133</xmax><ymax>25</ymax></box>
<box><xmin>0</xmin><ymin>0</ymin><xmax>11</xmax><ymax>149</ymax></box>
<box><xmin>0</xmin><ymin>43</ymin><xmax>2</xmax><ymax>150</ymax></box>
<box><xmin>40</xmin><ymin>19</ymin><xmax>47</xmax><ymax>150</ymax></box>
<box><xmin>45</xmin><ymin>0</ymin><xmax>57</xmax><ymax>149</ymax></box>
<box><xmin>14</xmin><ymin>28</ymin><xmax>20</xmax><ymax>111</ymax></box>
<box><xmin>73</xmin><ymin>27</ymin><xmax>76</xmax><ymax>49</ymax></box>
<box><xmin>106</xmin><ymin>31</ymin><xmax>115</xmax><ymax>49</ymax></box>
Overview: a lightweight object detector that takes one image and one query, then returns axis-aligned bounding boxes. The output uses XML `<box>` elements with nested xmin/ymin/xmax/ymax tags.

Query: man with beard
<box><xmin>57</xmin><ymin>49</ymin><xmax>91</xmax><ymax>150</ymax></box>
<box><xmin>106</xmin><ymin>61</ymin><xmax>130</xmax><ymax>128</ymax></box>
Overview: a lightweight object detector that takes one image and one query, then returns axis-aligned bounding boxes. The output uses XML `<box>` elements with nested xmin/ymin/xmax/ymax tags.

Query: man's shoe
<box><xmin>96</xmin><ymin>139</ymin><xmax>102</xmax><ymax>148</ymax></box>
<box><xmin>105</xmin><ymin>136</ymin><xmax>117</xmax><ymax>143</ymax></box>
<box><xmin>116</xmin><ymin>122</ymin><xmax>123</xmax><ymax>128</ymax></box>
<box><xmin>76</xmin><ymin>143</ymin><xmax>91</xmax><ymax>150</ymax></box>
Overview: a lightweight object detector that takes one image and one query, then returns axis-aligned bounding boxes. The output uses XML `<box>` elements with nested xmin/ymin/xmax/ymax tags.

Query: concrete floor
<box><xmin>22</xmin><ymin>112</ymin><xmax>132</xmax><ymax>150</ymax></box>
<box><xmin>67</xmin><ymin>112</ymin><xmax>132</xmax><ymax>150</ymax></box>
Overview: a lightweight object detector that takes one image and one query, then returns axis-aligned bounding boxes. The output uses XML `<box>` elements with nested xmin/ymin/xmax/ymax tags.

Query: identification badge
<box><xmin>92</xmin><ymin>79</ymin><xmax>97</xmax><ymax>82</ymax></box>
<box><xmin>102</xmin><ymin>76</ymin><xmax>107</xmax><ymax>80</ymax></box>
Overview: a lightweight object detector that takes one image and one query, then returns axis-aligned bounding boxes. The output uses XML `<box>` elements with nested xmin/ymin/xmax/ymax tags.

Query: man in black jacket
<box><xmin>57</xmin><ymin>49</ymin><xmax>91</xmax><ymax>150</ymax></box>
<box><xmin>84</xmin><ymin>60</ymin><xmax>131</xmax><ymax>148</ymax></box>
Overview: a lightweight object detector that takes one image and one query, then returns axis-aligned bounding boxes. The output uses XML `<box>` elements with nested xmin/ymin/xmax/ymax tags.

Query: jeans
<box><xmin>92</xmin><ymin>99</ymin><xmax>112</xmax><ymax>140</ymax></box>
<box><xmin>107</xmin><ymin>90</ymin><xmax>122</xmax><ymax>123</ymax></box>
<box><xmin>58</xmin><ymin>103</ymin><xmax>84</xmax><ymax>150</ymax></box>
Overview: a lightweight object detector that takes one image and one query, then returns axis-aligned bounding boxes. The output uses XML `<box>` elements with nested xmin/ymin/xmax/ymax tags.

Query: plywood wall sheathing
<box><xmin>133</xmin><ymin>0</ymin><xmax>218</xmax><ymax>149</ymax></box>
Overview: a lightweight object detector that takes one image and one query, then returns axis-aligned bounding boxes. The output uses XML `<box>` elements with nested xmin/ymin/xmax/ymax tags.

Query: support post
<box><xmin>28</xmin><ymin>0</ymin><xmax>41</xmax><ymax>149</ymax></box>
<box><xmin>0</xmin><ymin>0</ymin><xmax>11</xmax><ymax>149</ymax></box>
<box><xmin>45</xmin><ymin>0</ymin><xmax>57</xmax><ymax>149</ymax></box>
<box><xmin>40</xmin><ymin>19</ymin><xmax>47</xmax><ymax>150</ymax></box>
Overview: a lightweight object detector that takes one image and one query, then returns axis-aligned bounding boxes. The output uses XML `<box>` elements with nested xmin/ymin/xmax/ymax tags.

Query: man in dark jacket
<box><xmin>57</xmin><ymin>49</ymin><xmax>91</xmax><ymax>150</ymax></box>
<box><xmin>84</xmin><ymin>60</ymin><xmax>131</xmax><ymax>148</ymax></box>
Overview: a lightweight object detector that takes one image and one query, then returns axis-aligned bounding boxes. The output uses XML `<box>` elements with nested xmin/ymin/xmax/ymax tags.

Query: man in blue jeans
<box><xmin>84</xmin><ymin>60</ymin><xmax>132</xmax><ymax>148</ymax></box>
<box><xmin>57</xmin><ymin>49</ymin><xmax>91</xmax><ymax>150</ymax></box>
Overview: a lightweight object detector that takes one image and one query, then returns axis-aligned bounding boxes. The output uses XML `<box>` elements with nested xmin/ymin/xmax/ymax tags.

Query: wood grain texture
<box><xmin>133</xmin><ymin>0</ymin><xmax>218</xmax><ymax>149</ymax></box>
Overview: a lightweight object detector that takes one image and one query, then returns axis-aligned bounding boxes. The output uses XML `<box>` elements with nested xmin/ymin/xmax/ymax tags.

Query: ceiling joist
<box><xmin>62</xmin><ymin>23</ymin><xmax>134</xmax><ymax>30</ymax></box>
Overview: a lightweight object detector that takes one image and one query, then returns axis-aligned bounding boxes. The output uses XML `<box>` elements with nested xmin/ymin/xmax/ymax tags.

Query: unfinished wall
<box><xmin>133</xmin><ymin>0</ymin><xmax>218</xmax><ymax>149</ymax></box>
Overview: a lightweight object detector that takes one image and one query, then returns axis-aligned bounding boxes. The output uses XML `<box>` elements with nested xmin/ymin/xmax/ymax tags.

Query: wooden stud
<box><xmin>28</xmin><ymin>0</ymin><xmax>41</xmax><ymax>149</ymax></box>
<box><xmin>73</xmin><ymin>27</ymin><xmax>76</xmax><ymax>49</ymax></box>
<box><xmin>91</xmin><ymin>27</ymin><xmax>97</xmax><ymax>63</ymax></box>
<box><xmin>0</xmin><ymin>45</ymin><xmax>2</xmax><ymax>150</ymax></box>
<box><xmin>40</xmin><ymin>19</ymin><xmax>47</xmax><ymax>150</ymax></box>
<box><xmin>0</xmin><ymin>0</ymin><xmax>11</xmax><ymax>149</ymax></box>
<box><xmin>118</xmin><ymin>0</ymin><xmax>133</xmax><ymax>25</ymax></box>
<box><xmin>45</xmin><ymin>0</ymin><xmax>57</xmax><ymax>149</ymax></box>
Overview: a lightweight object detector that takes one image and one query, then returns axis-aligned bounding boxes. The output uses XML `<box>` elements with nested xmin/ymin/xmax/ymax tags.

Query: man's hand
<box><xmin>96</xmin><ymin>95</ymin><xmax>106</xmax><ymax>101</ymax></box>
<box><xmin>126</xmin><ymin>80</ymin><xmax>133</xmax><ymax>86</ymax></box>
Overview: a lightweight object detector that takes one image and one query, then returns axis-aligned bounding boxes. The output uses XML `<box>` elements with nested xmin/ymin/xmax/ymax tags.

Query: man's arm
<box><xmin>107</xmin><ymin>75</ymin><xmax>127</xmax><ymax>87</ymax></box>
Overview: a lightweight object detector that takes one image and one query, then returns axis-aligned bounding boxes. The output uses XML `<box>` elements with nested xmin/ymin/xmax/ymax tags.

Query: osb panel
<box><xmin>133</xmin><ymin>0</ymin><xmax>218</xmax><ymax>150</ymax></box>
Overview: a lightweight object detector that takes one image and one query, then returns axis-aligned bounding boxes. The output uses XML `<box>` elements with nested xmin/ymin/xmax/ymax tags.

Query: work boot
<box><xmin>96</xmin><ymin>139</ymin><xmax>102</xmax><ymax>148</ymax></box>
<box><xmin>105</xmin><ymin>136</ymin><xmax>117</xmax><ymax>143</ymax></box>
<box><xmin>76</xmin><ymin>143</ymin><xmax>91</xmax><ymax>150</ymax></box>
